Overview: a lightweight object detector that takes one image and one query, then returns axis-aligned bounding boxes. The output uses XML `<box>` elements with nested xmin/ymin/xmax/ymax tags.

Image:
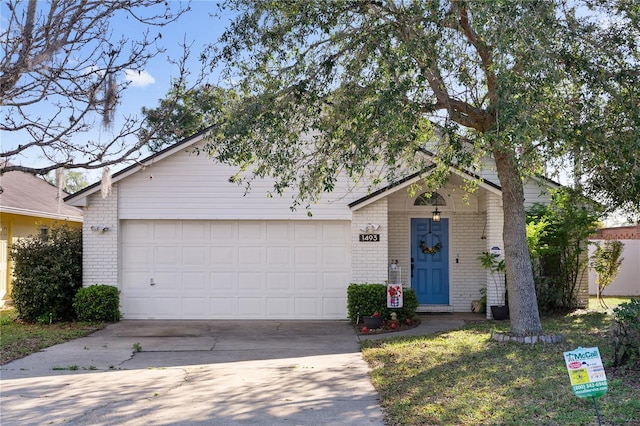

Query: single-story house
<box><xmin>0</xmin><ymin>165</ymin><xmax>83</xmax><ymax>303</ymax></box>
<box><xmin>65</xmin><ymin>130</ymin><xmax>566</xmax><ymax>320</ymax></box>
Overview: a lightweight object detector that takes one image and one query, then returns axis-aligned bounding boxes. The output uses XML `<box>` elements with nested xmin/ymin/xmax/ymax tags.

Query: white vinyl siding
<box><xmin>117</xmin><ymin>144</ymin><xmax>370</xmax><ymax>221</ymax></box>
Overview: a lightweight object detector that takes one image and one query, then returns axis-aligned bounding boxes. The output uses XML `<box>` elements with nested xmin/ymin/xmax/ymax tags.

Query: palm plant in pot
<box><xmin>478</xmin><ymin>251</ymin><xmax>509</xmax><ymax>320</ymax></box>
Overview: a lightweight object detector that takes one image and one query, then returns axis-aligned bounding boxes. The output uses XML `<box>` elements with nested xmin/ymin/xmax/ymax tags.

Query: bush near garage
<box><xmin>611</xmin><ymin>298</ymin><xmax>640</xmax><ymax>366</ymax></box>
<box><xmin>73</xmin><ymin>284</ymin><xmax>121</xmax><ymax>322</ymax></box>
<box><xmin>347</xmin><ymin>283</ymin><xmax>418</xmax><ymax>324</ymax></box>
<box><xmin>10</xmin><ymin>225</ymin><xmax>82</xmax><ymax>323</ymax></box>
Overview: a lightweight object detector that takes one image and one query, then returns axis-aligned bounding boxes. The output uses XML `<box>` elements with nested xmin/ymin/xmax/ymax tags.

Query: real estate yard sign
<box><xmin>563</xmin><ymin>347</ymin><xmax>608</xmax><ymax>399</ymax></box>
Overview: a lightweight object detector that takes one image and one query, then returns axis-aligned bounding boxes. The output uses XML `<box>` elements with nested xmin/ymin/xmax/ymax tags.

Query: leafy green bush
<box><xmin>611</xmin><ymin>298</ymin><xmax>640</xmax><ymax>366</ymax></box>
<box><xmin>347</xmin><ymin>283</ymin><xmax>418</xmax><ymax>324</ymax></box>
<box><xmin>10</xmin><ymin>225</ymin><xmax>82</xmax><ymax>322</ymax></box>
<box><xmin>73</xmin><ymin>285</ymin><xmax>121</xmax><ymax>322</ymax></box>
<box><xmin>526</xmin><ymin>188</ymin><xmax>600</xmax><ymax>312</ymax></box>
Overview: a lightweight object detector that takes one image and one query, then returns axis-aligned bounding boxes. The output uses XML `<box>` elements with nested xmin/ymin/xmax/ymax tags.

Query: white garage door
<box><xmin>120</xmin><ymin>220</ymin><xmax>351</xmax><ymax>319</ymax></box>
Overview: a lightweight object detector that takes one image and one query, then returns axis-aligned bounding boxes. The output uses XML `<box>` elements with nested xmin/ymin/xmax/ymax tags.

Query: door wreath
<box><xmin>419</xmin><ymin>233</ymin><xmax>442</xmax><ymax>255</ymax></box>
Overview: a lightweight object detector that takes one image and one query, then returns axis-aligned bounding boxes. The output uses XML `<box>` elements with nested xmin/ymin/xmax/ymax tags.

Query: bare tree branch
<box><xmin>0</xmin><ymin>0</ymin><xmax>194</xmax><ymax>175</ymax></box>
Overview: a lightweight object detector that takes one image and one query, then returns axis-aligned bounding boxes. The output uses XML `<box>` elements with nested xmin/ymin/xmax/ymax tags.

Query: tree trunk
<box><xmin>493</xmin><ymin>148</ymin><xmax>543</xmax><ymax>335</ymax></box>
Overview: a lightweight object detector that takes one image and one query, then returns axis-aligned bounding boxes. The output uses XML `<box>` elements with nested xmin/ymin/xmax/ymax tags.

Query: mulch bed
<box><xmin>353</xmin><ymin>318</ymin><xmax>421</xmax><ymax>335</ymax></box>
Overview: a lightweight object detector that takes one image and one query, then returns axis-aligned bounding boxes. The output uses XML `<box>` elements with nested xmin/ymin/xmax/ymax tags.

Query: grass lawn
<box><xmin>362</xmin><ymin>297</ymin><xmax>640</xmax><ymax>426</ymax></box>
<box><xmin>0</xmin><ymin>307</ymin><xmax>106</xmax><ymax>365</ymax></box>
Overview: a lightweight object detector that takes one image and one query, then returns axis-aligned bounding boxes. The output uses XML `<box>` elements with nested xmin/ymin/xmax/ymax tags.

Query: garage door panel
<box><xmin>323</xmin><ymin>222</ymin><xmax>349</xmax><ymax>240</ymax></box>
<box><xmin>266</xmin><ymin>297</ymin><xmax>291</xmax><ymax>316</ymax></box>
<box><xmin>121</xmin><ymin>220</ymin><xmax>351</xmax><ymax>319</ymax></box>
<box><xmin>238</xmin><ymin>247</ymin><xmax>263</xmax><ymax>265</ymax></box>
<box><xmin>182</xmin><ymin>272</ymin><xmax>206</xmax><ymax>290</ymax></box>
<box><xmin>293</xmin><ymin>272</ymin><xmax>319</xmax><ymax>290</ymax></box>
<box><xmin>323</xmin><ymin>246</ymin><xmax>348</xmax><ymax>265</ymax></box>
<box><xmin>266</xmin><ymin>246</ymin><xmax>290</xmax><ymax>264</ymax></box>
<box><xmin>182</xmin><ymin>246</ymin><xmax>209</xmax><ymax>265</ymax></box>
<box><xmin>266</xmin><ymin>222</ymin><xmax>290</xmax><ymax>240</ymax></box>
<box><xmin>294</xmin><ymin>223</ymin><xmax>319</xmax><ymax>240</ymax></box>
<box><xmin>266</xmin><ymin>272</ymin><xmax>291</xmax><ymax>290</ymax></box>
<box><xmin>182</xmin><ymin>297</ymin><xmax>207</xmax><ymax>318</ymax></box>
<box><xmin>323</xmin><ymin>297</ymin><xmax>347</xmax><ymax>316</ymax></box>
<box><xmin>211</xmin><ymin>247</ymin><xmax>235</xmax><ymax>264</ymax></box>
<box><xmin>294</xmin><ymin>298</ymin><xmax>319</xmax><ymax>317</ymax></box>
<box><xmin>238</xmin><ymin>272</ymin><xmax>263</xmax><ymax>291</ymax></box>
<box><xmin>121</xmin><ymin>246</ymin><xmax>151</xmax><ymax>268</ymax></box>
<box><xmin>154</xmin><ymin>222</ymin><xmax>181</xmax><ymax>241</ymax></box>
<box><xmin>238</xmin><ymin>297</ymin><xmax>263</xmax><ymax>317</ymax></box>
<box><xmin>210</xmin><ymin>297</ymin><xmax>236</xmax><ymax>315</ymax></box>
<box><xmin>155</xmin><ymin>246</ymin><xmax>179</xmax><ymax>265</ymax></box>
<box><xmin>323</xmin><ymin>272</ymin><xmax>348</xmax><ymax>290</ymax></box>
<box><xmin>153</xmin><ymin>272</ymin><xmax>179</xmax><ymax>290</ymax></box>
<box><xmin>211</xmin><ymin>222</ymin><xmax>236</xmax><ymax>240</ymax></box>
<box><xmin>210</xmin><ymin>272</ymin><xmax>235</xmax><ymax>290</ymax></box>
<box><xmin>122</xmin><ymin>272</ymin><xmax>149</xmax><ymax>290</ymax></box>
<box><xmin>182</xmin><ymin>222</ymin><xmax>210</xmax><ymax>241</ymax></box>
<box><xmin>294</xmin><ymin>246</ymin><xmax>319</xmax><ymax>265</ymax></box>
<box><xmin>155</xmin><ymin>297</ymin><xmax>181</xmax><ymax>317</ymax></box>
<box><xmin>125</xmin><ymin>222</ymin><xmax>153</xmax><ymax>239</ymax></box>
<box><xmin>238</xmin><ymin>223</ymin><xmax>262</xmax><ymax>241</ymax></box>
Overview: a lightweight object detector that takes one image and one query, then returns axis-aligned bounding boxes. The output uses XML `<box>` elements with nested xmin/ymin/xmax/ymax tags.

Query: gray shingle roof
<box><xmin>0</xmin><ymin>166</ymin><xmax>82</xmax><ymax>221</ymax></box>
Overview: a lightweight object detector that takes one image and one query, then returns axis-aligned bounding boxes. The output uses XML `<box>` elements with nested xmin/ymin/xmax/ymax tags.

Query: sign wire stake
<box><xmin>592</xmin><ymin>396</ymin><xmax>602</xmax><ymax>426</ymax></box>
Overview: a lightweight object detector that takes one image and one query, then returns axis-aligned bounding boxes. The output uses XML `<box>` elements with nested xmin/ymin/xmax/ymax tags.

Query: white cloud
<box><xmin>124</xmin><ymin>69</ymin><xmax>156</xmax><ymax>87</ymax></box>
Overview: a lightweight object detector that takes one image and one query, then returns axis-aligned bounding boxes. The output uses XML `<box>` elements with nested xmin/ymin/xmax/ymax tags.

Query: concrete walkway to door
<box><xmin>0</xmin><ymin>314</ymin><xmax>482</xmax><ymax>425</ymax></box>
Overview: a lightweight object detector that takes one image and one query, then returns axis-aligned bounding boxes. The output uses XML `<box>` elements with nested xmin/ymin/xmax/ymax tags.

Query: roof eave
<box><xmin>0</xmin><ymin>206</ymin><xmax>83</xmax><ymax>222</ymax></box>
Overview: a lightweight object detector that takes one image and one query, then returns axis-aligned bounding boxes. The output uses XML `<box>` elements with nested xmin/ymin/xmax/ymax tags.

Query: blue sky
<box><xmin>1</xmin><ymin>1</ymin><xmax>232</xmax><ymax>175</ymax></box>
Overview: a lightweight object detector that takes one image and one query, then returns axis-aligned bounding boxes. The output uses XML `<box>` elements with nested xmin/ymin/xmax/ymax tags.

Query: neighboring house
<box><xmin>65</xmin><ymin>131</ymin><xmax>571</xmax><ymax>320</ymax></box>
<box><xmin>0</xmin><ymin>165</ymin><xmax>83</xmax><ymax>303</ymax></box>
<box><xmin>589</xmin><ymin>225</ymin><xmax>640</xmax><ymax>296</ymax></box>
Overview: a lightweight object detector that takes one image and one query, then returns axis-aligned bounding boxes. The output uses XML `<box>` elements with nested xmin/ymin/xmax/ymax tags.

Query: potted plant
<box><xmin>363</xmin><ymin>311</ymin><xmax>383</xmax><ymax>329</ymax></box>
<box><xmin>478</xmin><ymin>251</ymin><xmax>509</xmax><ymax>320</ymax></box>
<box><xmin>471</xmin><ymin>288</ymin><xmax>487</xmax><ymax>313</ymax></box>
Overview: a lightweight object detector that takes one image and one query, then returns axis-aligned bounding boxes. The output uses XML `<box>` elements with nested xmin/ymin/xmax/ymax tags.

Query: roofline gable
<box><xmin>64</xmin><ymin>126</ymin><xmax>213</xmax><ymax>205</ymax></box>
<box><xmin>349</xmin><ymin>160</ymin><xmax>504</xmax><ymax>210</ymax></box>
<box><xmin>348</xmin><ymin>147</ymin><xmax>563</xmax><ymax>210</ymax></box>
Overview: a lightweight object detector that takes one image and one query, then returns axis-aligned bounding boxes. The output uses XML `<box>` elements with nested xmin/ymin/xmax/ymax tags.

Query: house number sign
<box><xmin>359</xmin><ymin>234</ymin><xmax>380</xmax><ymax>242</ymax></box>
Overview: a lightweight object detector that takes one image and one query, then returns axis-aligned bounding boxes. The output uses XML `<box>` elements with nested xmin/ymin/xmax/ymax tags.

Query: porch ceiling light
<box><xmin>432</xmin><ymin>207</ymin><xmax>441</xmax><ymax>223</ymax></box>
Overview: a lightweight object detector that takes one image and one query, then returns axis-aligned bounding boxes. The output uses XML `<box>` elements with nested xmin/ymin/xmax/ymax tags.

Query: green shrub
<box><xmin>73</xmin><ymin>285</ymin><xmax>121</xmax><ymax>322</ymax></box>
<box><xmin>611</xmin><ymin>298</ymin><xmax>640</xmax><ymax>366</ymax></box>
<box><xmin>526</xmin><ymin>188</ymin><xmax>600</xmax><ymax>312</ymax></box>
<box><xmin>347</xmin><ymin>283</ymin><xmax>418</xmax><ymax>324</ymax></box>
<box><xmin>10</xmin><ymin>225</ymin><xmax>82</xmax><ymax>322</ymax></box>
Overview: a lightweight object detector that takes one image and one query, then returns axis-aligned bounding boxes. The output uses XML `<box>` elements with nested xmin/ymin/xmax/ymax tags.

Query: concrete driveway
<box><xmin>1</xmin><ymin>320</ymin><xmax>385</xmax><ymax>426</ymax></box>
<box><xmin>1</xmin><ymin>314</ymin><xmax>478</xmax><ymax>425</ymax></box>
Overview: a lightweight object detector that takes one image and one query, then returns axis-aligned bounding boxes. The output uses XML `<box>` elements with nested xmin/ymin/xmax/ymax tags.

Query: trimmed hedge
<box><xmin>73</xmin><ymin>284</ymin><xmax>121</xmax><ymax>322</ymax></box>
<box><xmin>347</xmin><ymin>283</ymin><xmax>418</xmax><ymax>324</ymax></box>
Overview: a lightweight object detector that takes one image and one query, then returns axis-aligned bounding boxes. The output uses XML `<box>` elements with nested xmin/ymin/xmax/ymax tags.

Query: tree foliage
<box><xmin>0</xmin><ymin>0</ymin><xmax>192</xmax><ymax>176</ymax></box>
<box><xmin>178</xmin><ymin>0</ymin><xmax>639</xmax><ymax>335</ymax></box>
<box><xmin>591</xmin><ymin>240</ymin><xmax>625</xmax><ymax>308</ymax></box>
<box><xmin>526</xmin><ymin>189</ymin><xmax>601</xmax><ymax>312</ymax></box>
<box><xmin>141</xmin><ymin>83</ymin><xmax>239</xmax><ymax>152</ymax></box>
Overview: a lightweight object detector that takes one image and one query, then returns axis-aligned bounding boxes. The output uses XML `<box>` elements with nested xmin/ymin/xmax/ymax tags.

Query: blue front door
<box><xmin>411</xmin><ymin>218</ymin><xmax>449</xmax><ymax>305</ymax></box>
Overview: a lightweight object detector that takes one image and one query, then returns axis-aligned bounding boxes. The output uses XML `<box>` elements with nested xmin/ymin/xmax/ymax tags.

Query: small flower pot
<box><xmin>363</xmin><ymin>316</ymin><xmax>383</xmax><ymax>329</ymax></box>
